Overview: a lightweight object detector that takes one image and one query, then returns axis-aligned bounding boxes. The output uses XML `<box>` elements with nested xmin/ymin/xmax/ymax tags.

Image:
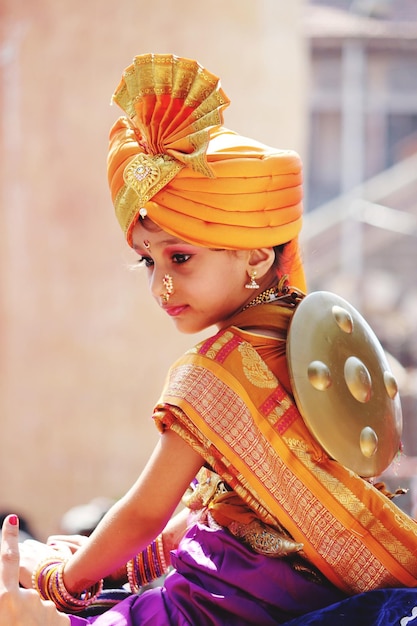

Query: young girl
<box><xmin>2</xmin><ymin>53</ymin><xmax>417</xmax><ymax>626</ymax></box>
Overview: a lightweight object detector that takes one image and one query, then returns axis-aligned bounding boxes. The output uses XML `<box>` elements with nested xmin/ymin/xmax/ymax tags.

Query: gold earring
<box><xmin>245</xmin><ymin>270</ymin><xmax>259</xmax><ymax>289</ymax></box>
<box><xmin>161</xmin><ymin>274</ymin><xmax>174</xmax><ymax>303</ymax></box>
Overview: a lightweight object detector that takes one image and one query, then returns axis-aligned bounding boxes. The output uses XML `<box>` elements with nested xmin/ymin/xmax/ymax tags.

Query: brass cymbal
<box><xmin>287</xmin><ymin>291</ymin><xmax>402</xmax><ymax>477</ymax></box>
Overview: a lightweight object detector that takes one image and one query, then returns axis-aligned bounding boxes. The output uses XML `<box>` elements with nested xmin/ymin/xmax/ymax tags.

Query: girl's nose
<box><xmin>151</xmin><ymin>271</ymin><xmax>174</xmax><ymax>304</ymax></box>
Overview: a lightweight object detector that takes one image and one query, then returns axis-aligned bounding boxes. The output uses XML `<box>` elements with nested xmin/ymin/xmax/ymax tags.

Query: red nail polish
<box><xmin>9</xmin><ymin>514</ymin><xmax>18</xmax><ymax>526</ymax></box>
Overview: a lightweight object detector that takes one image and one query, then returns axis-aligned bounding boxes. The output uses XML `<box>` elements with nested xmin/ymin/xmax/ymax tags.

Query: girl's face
<box><xmin>131</xmin><ymin>220</ymin><xmax>253</xmax><ymax>334</ymax></box>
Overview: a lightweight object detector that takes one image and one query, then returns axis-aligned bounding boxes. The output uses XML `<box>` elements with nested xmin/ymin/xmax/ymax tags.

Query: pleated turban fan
<box><xmin>107</xmin><ymin>53</ymin><xmax>306</xmax><ymax>290</ymax></box>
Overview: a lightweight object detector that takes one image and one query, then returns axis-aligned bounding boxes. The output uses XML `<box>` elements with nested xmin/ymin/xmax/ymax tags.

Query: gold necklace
<box><xmin>242</xmin><ymin>285</ymin><xmax>282</xmax><ymax>310</ymax></box>
<box><xmin>242</xmin><ymin>275</ymin><xmax>303</xmax><ymax>311</ymax></box>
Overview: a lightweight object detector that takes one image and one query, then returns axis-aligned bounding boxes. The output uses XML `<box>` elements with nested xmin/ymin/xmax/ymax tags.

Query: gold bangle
<box><xmin>32</xmin><ymin>556</ymin><xmax>104</xmax><ymax>613</ymax></box>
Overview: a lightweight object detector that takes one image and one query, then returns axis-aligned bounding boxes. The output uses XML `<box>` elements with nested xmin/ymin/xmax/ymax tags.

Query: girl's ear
<box><xmin>246</xmin><ymin>248</ymin><xmax>276</xmax><ymax>279</ymax></box>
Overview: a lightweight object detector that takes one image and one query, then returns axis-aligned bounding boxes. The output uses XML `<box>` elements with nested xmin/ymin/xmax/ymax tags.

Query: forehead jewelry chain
<box><xmin>143</xmin><ymin>240</ymin><xmax>151</xmax><ymax>252</ymax></box>
<box><xmin>161</xmin><ymin>274</ymin><xmax>174</xmax><ymax>304</ymax></box>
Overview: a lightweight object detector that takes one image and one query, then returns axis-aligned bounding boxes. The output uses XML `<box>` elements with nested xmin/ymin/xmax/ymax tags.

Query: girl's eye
<box><xmin>172</xmin><ymin>253</ymin><xmax>191</xmax><ymax>264</ymax></box>
<box><xmin>137</xmin><ymin>256</ymin><xmax>154</xmax><ymax>268</ymax></box>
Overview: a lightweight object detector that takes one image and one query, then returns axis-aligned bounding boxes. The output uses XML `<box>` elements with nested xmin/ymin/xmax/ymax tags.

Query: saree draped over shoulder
<box><xmin>154</xmin><ymin>303</ymin><xmax>417</xmax><ymax>595</ymax></box>
<box><xmin>69</xmin><ymin>303</ymin><xmax>417</xmax><ymax>626</ymax></box>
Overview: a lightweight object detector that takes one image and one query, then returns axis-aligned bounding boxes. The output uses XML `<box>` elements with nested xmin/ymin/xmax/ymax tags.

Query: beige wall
<box><xmin>0</xmin><ymin>0</ymin><xmax>307</xmax><ymax>539</ymax></box>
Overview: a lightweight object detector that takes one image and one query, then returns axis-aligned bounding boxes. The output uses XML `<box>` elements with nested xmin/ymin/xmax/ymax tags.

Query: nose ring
<box><xmin>161</xmin><ymin>274</ymin><xmax>174</xmax><ymax>304</ymax></box>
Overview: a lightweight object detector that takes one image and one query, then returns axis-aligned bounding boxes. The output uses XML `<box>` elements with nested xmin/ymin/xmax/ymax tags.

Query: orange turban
<box><xmin>107</xmin><ymin>53</ymin><xmax>306</xmax><ymax>290</ymax></box>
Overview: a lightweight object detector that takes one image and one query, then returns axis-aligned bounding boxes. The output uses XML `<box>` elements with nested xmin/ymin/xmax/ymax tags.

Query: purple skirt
<box><xmin>69</xmin><ymin>522</ymin><xmax>345</xmax><ymax>625</ymax></box>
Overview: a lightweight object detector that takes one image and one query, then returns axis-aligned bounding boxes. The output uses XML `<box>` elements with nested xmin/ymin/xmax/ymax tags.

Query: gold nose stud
<box><xmin>161</xmin><ymin>274</ymin><xmax>174</xmax><ymax>303</ymax></box>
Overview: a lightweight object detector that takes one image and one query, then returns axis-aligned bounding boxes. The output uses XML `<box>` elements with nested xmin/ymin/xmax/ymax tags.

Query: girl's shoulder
<box><xmin>167</xmin><ymin>325</ymin><xmax>277</xmax><ymax>390</ymax></box>
<box><xmin>184</xmin><ymin>326</ymin><xmax>247</xmax><ymax>364</ymax></box>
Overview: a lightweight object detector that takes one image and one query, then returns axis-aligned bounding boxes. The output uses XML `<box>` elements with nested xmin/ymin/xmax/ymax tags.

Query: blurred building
<box><xmin>304</xmin><ymin>0</ymin><xmax>417</xmax><ymax>508</ymax></box>
<box><xmin>304</xmin><ymin>0</ymin><xmax>417</xmax><ymax>339</ymax></box>
<box><xmin>306</xmin><ymin>0</ymin><xmax>417</xmax><ymax>210</ymax></box>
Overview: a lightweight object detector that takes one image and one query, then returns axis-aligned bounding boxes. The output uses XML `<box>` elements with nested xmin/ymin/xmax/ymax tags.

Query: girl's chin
<box><xmin>171</xmin><ymin>317</ymin><xmax>211</xmax><ymax>336</ymax></box>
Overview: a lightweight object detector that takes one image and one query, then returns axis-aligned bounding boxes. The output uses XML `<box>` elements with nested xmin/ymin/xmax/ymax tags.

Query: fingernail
<box><xmin>9</xmin><ymin>514</ymin><xmax>18</xmax><ymax>526</ymax></box>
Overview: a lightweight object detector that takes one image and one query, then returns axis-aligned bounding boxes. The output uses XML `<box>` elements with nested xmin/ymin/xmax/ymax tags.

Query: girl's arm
<box><xmin>62</xmin><ymin>430</ymin><xmax>203</xmax><ymax>594</ymax></box>
<box><xmin>159</xmin><ymin>506</ymin><xmax>191</xmax><ymax>564</ymax></box>
<box><xmin>102</xmin><ymin>506</ymin><xmax>192</xmax><ymax>587</ymax></box>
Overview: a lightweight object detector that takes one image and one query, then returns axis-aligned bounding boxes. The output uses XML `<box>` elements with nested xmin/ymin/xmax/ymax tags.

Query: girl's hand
<box><xmin>46</xmin><ymin>534</ymin><xmax>128</xmax><ymax>586</ymax></box>
<box><xmin>0</xmin><ymin>515</ymin><xmax>70</xmax><ymax>625</ymax></box>
<box><xmin>47</xmin><ymin>534</ymin><xmax>89</xmax><ymax>555</ymax></box>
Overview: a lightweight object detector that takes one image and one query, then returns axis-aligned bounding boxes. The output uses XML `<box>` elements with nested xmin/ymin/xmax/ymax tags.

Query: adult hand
<box><xmin>19</xmin><ymin>537</ymin><xmax>73</xmax><ymax>589</ymax></box>
<box><xmin>0</xmin><ymin>514</ymin><xmax>70</xmax><ymax>625</ymax></box>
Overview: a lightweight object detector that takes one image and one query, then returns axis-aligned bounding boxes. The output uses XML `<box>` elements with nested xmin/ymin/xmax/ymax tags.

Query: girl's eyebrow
<box><xmin>162</xmin><ymin>237</ymin><xmax>194</xmax><ymax>247</ymax></box>
<box><xmin>164</xmin><ymin>242</ymin><xmax>196</xmax><ymax>250</ymax></box>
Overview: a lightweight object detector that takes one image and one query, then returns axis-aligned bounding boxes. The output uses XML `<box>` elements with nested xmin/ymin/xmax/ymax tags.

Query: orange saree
<box><xmin>153</xmin><ymin>304</ymin><xmax>417</xmax><ymax>595</ymax></box>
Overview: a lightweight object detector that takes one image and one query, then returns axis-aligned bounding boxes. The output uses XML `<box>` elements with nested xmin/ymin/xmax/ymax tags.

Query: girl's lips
<box><xmin>164</xmin><ymin>305</ymin><xmax>188</xmax><ymax>317</ymax></box>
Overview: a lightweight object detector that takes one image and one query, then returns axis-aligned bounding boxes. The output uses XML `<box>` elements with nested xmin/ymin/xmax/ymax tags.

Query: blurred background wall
<box><xmin>0</xmin><ymin>0</ymin><xmax>308</xmax><ymax>538</ymax></box>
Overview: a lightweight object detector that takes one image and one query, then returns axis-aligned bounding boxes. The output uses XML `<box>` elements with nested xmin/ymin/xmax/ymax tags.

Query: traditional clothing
<box><xmin>155</xmin><ymin>304</ymin><xmax>417</xmax><ymax>594</ymax></box>
<box><xmin>65</xmin><ymin>53</ymin><xmax>417</xmax><ymax>624</ymax></box>
<box><xmin>68</xmin><ymin>301</ymin><xmax>417</xmax><ymax>625</ymax></box>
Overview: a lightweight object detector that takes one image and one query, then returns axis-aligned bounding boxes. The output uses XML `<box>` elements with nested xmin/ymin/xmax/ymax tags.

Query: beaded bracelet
<box><xmin>126</xmin><ymin>535</ymin><xmax>169</xmax><ymax>593</ymax></box>
<box><xmin>32</xmin><ymin>556</ymin><xmax>104</xmax><ymax>613</ymax></box>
